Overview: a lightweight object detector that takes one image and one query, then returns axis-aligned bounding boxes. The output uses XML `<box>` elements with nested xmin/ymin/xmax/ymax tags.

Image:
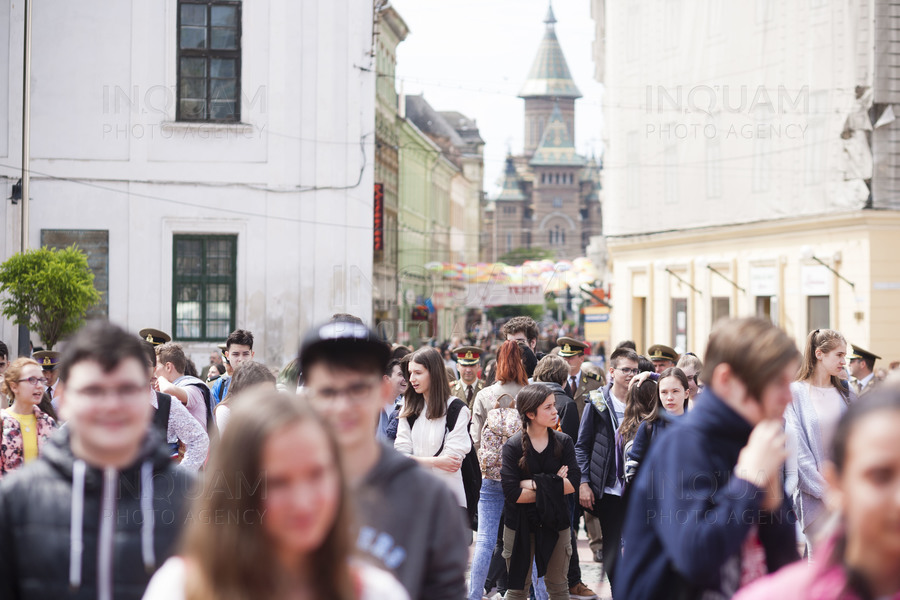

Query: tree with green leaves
<box><xmin>497</xmin><ymin>246</ymin><xmax>555</xmax><ymax>266</ymax></box>
<box><xmin>0</xmin><ymin>245</ymin><xmax>101</xmax><ymax>350</ymax></box>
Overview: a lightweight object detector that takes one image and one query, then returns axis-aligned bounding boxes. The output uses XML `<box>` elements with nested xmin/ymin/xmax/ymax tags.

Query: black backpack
<box><xmin>408</xmin><ymin>397</ymin><xmax>482</xmax><ymax>531</ymax></box>
<box><xmin>152</xmin><ymin>391</ymin><xmax>172</xmax><ymax>436</ymax></box>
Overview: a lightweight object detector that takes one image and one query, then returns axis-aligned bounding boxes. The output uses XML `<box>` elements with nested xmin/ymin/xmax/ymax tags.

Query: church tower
<box><xmin>483</xmin><ymin>1</ymin><xmax>600</xmax><ymax>263</ymax></box>
<box><xmin>519</xmin><ymin>2</ymin><xmax>582</xmax><ymax>157</ymax></box>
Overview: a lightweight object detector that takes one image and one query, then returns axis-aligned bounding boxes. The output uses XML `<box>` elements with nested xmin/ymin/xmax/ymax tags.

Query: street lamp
<box><xmin>695</xmin><ymin>256</ymin><xmax>746</xmax><ymax>293</ymax></box>
<box><xmin>656</xmin><ymin>261</ymin><xmax>703</xmax><ymax>295</ymax></box>
<box><xmin>799</xmin><ymin>246</ymin><xmax>856</xmax><ymax>290</ymax></box>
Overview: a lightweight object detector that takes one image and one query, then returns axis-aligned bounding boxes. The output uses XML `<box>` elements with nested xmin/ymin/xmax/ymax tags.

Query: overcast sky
<box><xmin>388</xmin><ymin>0</ymin><xmax>605</xmax><ymax>197</ymax></box>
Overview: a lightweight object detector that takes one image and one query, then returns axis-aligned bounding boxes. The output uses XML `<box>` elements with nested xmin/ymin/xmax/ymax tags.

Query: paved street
<box><xmin>575</xmin><ymin>537</ymin><xmax>612</xmax><ymax>600</ymax></box>
<box><xmin>468</xmin><ymin>533</ymin><xmax>613</xmax><ymax>599</ymax></box>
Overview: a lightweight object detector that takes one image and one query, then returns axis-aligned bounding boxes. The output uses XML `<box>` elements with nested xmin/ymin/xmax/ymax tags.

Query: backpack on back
<box><xmin>478</xmin><ymin>392</ymin><xmax>520</xmax><ymax>480</ymax></box>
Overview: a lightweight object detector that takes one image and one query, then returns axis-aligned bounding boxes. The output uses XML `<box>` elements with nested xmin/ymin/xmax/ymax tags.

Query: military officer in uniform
<box><xmin>648</xmin><ymin>343</ymin><xmax>678</xmax><ymax>373</ymax></box>
<box><xmin>140</xmin><ymin>327</ymin><xmax>172</xmax><ymax>347</ymax></box>
<box><xmin>557</xmin><ymin>337</ymin><xmax>604</xmax><ymax>421</ymax></box>
<box><xmin>31</xmin><ymin>350</ymin><xmax>61</xmax><ymax>420</ymax></box>
<box><xmin>32</xmin><ymin>350</ymin><xmax>61</xmax><ymax>404</ymax></box>
<box><xmin>450</xmin><ymin>345</ymin><xmax>485</xmax><ymax>410</ymax></box>
<box><xmin>848</xmin><ymin>345</ymin><xmax>882</xmax><ymax>397</ymax></box>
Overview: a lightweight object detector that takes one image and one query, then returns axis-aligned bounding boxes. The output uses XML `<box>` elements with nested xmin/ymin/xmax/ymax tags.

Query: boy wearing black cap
<box><xmin>300</xmin><ymin>318</ymin><xmax>468</xmax><ymax>600</ymax></box>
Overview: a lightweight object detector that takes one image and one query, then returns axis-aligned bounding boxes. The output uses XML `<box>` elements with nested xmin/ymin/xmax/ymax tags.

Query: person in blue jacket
<box><xmin>614</xmin><ymin>318</ymin><xmax>801</xmax><ymax>599</ymax></box>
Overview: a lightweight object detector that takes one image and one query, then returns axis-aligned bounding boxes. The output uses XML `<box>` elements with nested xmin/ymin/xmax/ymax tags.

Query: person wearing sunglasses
<box><xmin>0</xmin><ymin>357</ymin><xmax>58</xmax><ymax>478</ymax></box>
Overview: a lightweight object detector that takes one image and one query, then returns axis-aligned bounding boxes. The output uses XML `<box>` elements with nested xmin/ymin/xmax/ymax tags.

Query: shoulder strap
<box><xmin>433</xmin><ymin>398</ymin><xmax>466</xmax><ymax>457</ymax></box>
<box><xmin>446</xmin><ymin>397</ymin><xmax>465</xmax><ymax>430</ymax></box>
<box><xmin>153</xmin><ymin>392</ymin><xmax>172</xmax><ymax>435</ymax></box>
<box><xmin>187</xmin><ymin>382</ymin><xmax>218</xmax><ymax>439</ymax></box>
<box><xmin>494</xmin><ymin>393</ymin><xmax>515</xmax><ymax>409</ymax></box>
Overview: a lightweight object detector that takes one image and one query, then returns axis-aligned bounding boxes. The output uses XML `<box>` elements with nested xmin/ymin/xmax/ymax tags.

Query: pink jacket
<box><xmin>0</xmin><ymin>406</ymin><xmax>58</xmax><ymax>477</ymax></box>
<box><xmin>734</xmin><ymin>537</ymin><xmax>900</xmax><ymax>600</ymax></box>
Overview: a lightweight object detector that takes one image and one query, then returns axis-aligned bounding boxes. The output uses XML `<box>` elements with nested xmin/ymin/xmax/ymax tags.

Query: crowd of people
<box><xmin>0</xmin><ymin>313</ymin><xmax>897</xmax><ymax>600</ymax></box>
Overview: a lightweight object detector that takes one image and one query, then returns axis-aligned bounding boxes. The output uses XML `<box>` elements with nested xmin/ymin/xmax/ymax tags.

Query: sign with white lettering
<box><xmin>465</xmin><ymin>283</ymin><xmax>545</xmax><ymax>307</ymax></box>
<box><xmin>749</xmin><ymin>266</ymin><xmax>777</xmax><ymax>297</ymax></box>
<box><xmin>801</xmin><ymin>265</ymin><xmax>830</xmax><ymax>296</ymax></box>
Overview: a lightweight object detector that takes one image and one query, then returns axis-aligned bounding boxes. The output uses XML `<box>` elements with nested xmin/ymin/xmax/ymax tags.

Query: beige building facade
<box><xmin>594</xmin><ymin>0</ymin><xmax>900</xmax><ymax>362</ymax></box>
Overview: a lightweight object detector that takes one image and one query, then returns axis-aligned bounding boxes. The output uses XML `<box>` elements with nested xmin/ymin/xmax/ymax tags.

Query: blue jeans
<box><xmin>468</xmin><ymin>479</ymin><xmax>505</xmax><ymax>600</ymax></box>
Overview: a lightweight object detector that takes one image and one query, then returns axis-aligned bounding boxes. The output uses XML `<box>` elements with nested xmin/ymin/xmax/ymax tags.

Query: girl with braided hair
<box><xmin>500</xmin><ymin>384</ymin><xmax>580</xmax><ymax>600</ymax></box>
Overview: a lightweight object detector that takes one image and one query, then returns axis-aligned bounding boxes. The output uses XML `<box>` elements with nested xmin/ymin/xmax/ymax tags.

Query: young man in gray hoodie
<box><xmin>300</xmin><ymin>318</ymin><xmax>468</xmax><ymax>600</ymax></box>
<box><xmin>0</xmin><ymin>321</ymin><xmax>192</xmax><ymax>600</ymax></box>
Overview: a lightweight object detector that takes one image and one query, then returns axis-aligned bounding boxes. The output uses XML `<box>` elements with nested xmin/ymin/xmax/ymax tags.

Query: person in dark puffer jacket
<box><xmin>575</xmin><ymin>346</ymin><xmax>641</xmax><ymax>585</ymax></box>
<box><xmin>0</xmin><ymin>321</ymin><xmax>193</xmax><ymax>600</ymax></box>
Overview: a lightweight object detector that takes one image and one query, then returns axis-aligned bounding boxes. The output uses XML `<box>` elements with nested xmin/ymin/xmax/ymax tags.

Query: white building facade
<box><xmin>1</xmin><ymin>0</ymin><xmax>376</xmax><ymax>366</ymax></box>
<box><xmin>593</xmin><ymin>0</ymin><xmax>900</xmax><ymax>362</ymax></box>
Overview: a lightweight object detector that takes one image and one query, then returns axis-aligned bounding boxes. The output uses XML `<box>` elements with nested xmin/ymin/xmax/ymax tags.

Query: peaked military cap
<box><xmin>557</xmin><ymin>337</ymin><xmax>589</xmax><ymax>357</ymax></box>
<box><xmin>648</xmin><ymin>344</ymin><xmax>678</xmax><ymax>362</ymax></box>
<box><xmin>452</xmin><ymin>345</ymin><xmax>482</xmax><ymax>366</ymax></box>
<box><xmin>847</xmin><ymin>345</ymin><xmax>881</xmax><ymax>362</ymax></box>
<box><xmin>139</xmin><ymin>328</ymin><xmax>171</xmax><ymax>346</ymax></box>
<box><xmin>32</xmin><ymin>350</ymin><xmax>60</xmax><ymax>370</ymax></box>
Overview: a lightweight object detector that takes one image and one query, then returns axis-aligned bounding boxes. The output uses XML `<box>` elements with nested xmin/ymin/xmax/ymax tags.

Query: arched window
<box><xmin>550</xmin><ymin>225</ymin><xmax>563</xmax><ymax>246</ymax></box>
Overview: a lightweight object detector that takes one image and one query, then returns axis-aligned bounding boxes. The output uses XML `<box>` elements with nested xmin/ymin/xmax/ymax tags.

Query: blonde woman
<box><xmin>0</xmin><ymin>357</ymin><xmax>57</xmax><ymax>477</ymax></box>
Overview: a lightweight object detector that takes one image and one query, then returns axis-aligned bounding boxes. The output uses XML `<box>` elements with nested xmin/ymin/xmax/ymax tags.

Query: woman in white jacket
<box><xmin>785</xmin><ymin>328</ymin><xmax>856</xmax><ymax>557</ymax></box>
<box><xmin>394</xmin><ymin>347</ymin><xmax>471</xmax><ymax>508</ymax></box>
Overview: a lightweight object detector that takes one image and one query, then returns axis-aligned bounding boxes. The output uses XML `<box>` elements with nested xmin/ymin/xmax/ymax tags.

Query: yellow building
<box><xmin>593</xmin><ymin>0</ymin><xmax>900</xmax><ymax>363</ymax></box>
<box><xmin>610</xmin><ymin>211</ymin><xmax>900</xmax><ymax>362</ymax></box>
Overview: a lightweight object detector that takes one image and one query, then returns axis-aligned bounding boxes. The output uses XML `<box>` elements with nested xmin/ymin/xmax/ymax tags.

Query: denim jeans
<box><xmin>468</xmin><ymin>479</ymin><xmax>505</xmax><ymax>600</ymax></box>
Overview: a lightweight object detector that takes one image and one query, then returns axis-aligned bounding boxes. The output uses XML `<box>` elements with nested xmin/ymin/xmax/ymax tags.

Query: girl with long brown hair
<box><xmin>617</xmin><ymin>377</ymin><xmax>659</xmax><ymax>451</ymax></box>
<box><xmin>394</xmin><ymin>347</ymin><xmax>471</xmax><ymax>508</ymax></box>
<box><xmin>143</xmin><ymin>391</ymin><xmax>407</xmax><ymax>600</ymax></box>
<box><xmin>785</xmin><ymin>329</ymin><xmax>857</xmax><ymax>556</ymax></box>
<box><xmin>499</xmin><ymin>383</ymin><xmax>579</xmax><ymax>600</ymax></box>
